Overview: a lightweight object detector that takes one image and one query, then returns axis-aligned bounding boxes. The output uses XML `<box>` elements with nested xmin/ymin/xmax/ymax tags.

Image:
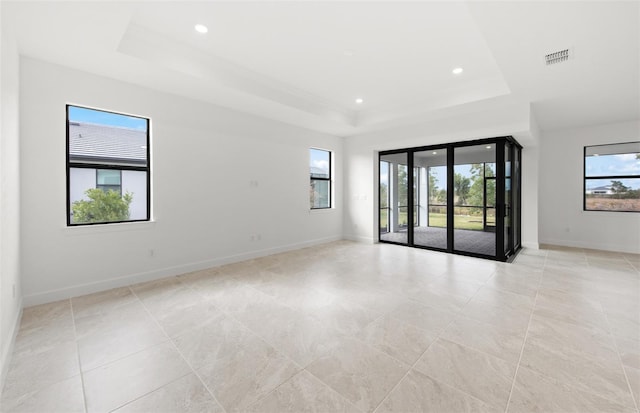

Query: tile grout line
<box><xmin>69</xmin><ymin>298</ymin><xmax>89</xmax><ymax>413</ymax></box>
<box><xmin>126</xmin><ymin>284</ymin><xmax>230</xmax><ymax>413</ymax></box>
<box><xmin>175</xmin><ymin>274</ymin><xmax>316</xmax><ymax>411</ymax></box>
<box><xmin>599</xmin><ymin>299</ymin><xmax>640</xmax><ymax>412</ymax></box>
<box><xmin>503</xmin><ymin>251</ymin><xmax>548</xmax><ymax>413</ymax></box>
<box><xmin>370</xmin><ymin>269</ymin><xmax>502</xmax><ymax>413</ymax></box>
<box><xmin>521</xmin><ymin>252</ymin><xmax>638</xmax><ymax>410</ymax></box>
<box><xmin>592</xmin><ymin>252</ymin><xmax>640</xmax><ymax>412</ymax></box>
<box><xmin>89</xmin><ymin>286</ymin><xmax>192</xmax><ymax>412</ymax></box>
<box><xmin>214</xmin><ymin>268</ymin><xmax>431</xmax><ymax>412</ymax></box>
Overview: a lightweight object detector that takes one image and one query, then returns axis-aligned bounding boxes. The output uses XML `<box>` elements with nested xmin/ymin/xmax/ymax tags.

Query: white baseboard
<box><xmin>343</xmin><ymin>234</ymin><xmax>375</xmax><ymax>244</ymax></box>
<box><xmin>1</xmin><ymin>298</ymin><xmax>23</xmax><ymax>392</ymax></box>
<box><xmin>539</xmin><ymin>238</ymin><xmax>638</xmax><ymax>254</ymax></box>
<box><xmin>22</xmin><ymin>236</ymin><xmax>342</xmax><ymax>307</ymax></box>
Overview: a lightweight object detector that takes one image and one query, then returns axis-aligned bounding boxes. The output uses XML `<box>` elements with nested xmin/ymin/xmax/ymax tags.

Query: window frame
<box><xmin>583</xmin><ymin>141</ymin><xmax>640</xmax><ymax>213</ymax></box>
<box><xmin>309</xmin><ymin>148</ymin><xmax>332</xmax><ymax>210</ymax></box>
<box><xmin>66</xmin><ymin>104</ymin><xmax>151</xmax><ymax>226</ymax></box>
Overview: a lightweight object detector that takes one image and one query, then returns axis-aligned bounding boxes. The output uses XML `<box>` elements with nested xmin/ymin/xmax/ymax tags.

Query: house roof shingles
<box><xmin>69</xmin><ymin>122</ymin><xmax>147</xmax><ymax>165</ymax></box>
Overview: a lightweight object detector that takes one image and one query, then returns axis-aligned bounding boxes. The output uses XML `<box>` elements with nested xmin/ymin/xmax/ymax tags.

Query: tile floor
<box><xmin>1</xmin><ymin>241</ymin><xmax>639</xmax><ymax>413</ymax></box>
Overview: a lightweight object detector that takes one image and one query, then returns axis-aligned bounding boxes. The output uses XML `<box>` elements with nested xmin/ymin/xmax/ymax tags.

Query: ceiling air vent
<box><xmin>545</xmin><ymin>48</ymin><xmax>571</xmax><ymax>65</ymax></box>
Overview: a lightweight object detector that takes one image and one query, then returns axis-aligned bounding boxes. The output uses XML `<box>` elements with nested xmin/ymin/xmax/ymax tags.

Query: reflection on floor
<box><xmin>380</xmin><ymin>226</ymin><xmax>496</xmax><ymax>256</ymax></box>
<box><xmin>1</xmin><ymin>241</ymin><xmax>638</xmax><ymax>412</ymax></box>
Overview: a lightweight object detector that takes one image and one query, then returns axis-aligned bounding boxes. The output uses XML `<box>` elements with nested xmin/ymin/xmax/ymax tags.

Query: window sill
<box><xmin>309</xmin><ymin>208</ymin><xmax>336</xmax><ymax>214</ymax></box>
<box><xmin>62</xmin><ymin>220</ymin><xmax>157</xmax><ymax>236</ymax></box>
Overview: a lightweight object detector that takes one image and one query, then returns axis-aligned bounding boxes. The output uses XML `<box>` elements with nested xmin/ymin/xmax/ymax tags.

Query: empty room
<box><xmin>1</xmin><ymin>1</ymin><xmax>639</xmax><ymax>412</ymax></box>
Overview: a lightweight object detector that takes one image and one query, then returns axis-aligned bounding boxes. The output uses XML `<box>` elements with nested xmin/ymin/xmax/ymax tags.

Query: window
<box><xmin>96</xmin><ymin>169</ymin><xmax>122</xmax><ymax>195</ymax></box>
<box><xmin>584</xmin><ymin>142</ymin><xmax>640</xmax><ymax>212</ymax></box>
<box><xmin>67</xmin><ymin>105</ymin><xmax>150</xmax><ymax>225</ymax></box>
<box><xmin>310</xmin><ymin>148</ymin><xmax>331</xmax><ymax>209</ymax></box>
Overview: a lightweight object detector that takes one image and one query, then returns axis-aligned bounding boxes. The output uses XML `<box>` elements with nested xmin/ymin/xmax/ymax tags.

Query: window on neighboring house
<box><xmin>96</xmin><ymin>169</ymin><xmax>122</xmax><ymax>195</ymax></box>
<box><xmin>310</xmin><ymin>148</ymin><xmax>331</xmax><ymax>209</ymax></box>
<box><xmin>67</xmin><ymin>105</ymin><xmax>150</xmax><ymax>225</ymax></box>
<box><xmin>584</xmin><ymin>141</ymin><xmax>640</xmax><ymax>212</ymax></box>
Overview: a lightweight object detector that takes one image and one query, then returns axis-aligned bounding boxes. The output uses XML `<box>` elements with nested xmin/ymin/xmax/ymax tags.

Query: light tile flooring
<box><xmin>1</xmin><ymin>241</ymin><xmax>639</xmax><ymax>413</ymax></box>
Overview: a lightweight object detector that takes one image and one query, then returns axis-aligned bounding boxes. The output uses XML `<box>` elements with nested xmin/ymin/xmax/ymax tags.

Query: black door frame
<box><xmin>378</xmin><ymin>136</ymin><xmax>522</xmax><ymax>262</ymax></box>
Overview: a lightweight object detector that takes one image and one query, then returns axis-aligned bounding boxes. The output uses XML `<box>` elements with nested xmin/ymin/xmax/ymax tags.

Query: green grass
<box><xmin>381</xmin><ymin>211</ymin><xmax>496</xmax><ymax>231</ymax></box>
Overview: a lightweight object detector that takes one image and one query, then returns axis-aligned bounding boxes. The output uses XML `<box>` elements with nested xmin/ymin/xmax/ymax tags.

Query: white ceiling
<box><xmin>3</xmin><ymin>1</ymin><xmax>638</xmax><ymax>137</ymax></box>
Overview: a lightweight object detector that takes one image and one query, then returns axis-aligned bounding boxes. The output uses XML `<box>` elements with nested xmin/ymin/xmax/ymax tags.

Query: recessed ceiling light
<box><xmin>194</xmin><ymin>24</ymin><xmax>208</xmax><ymax>34</ymax></box>
<box><xmin>486</xmin><ymin>145</ymin><xmax>492</xmax><ymax>149</ymax></box>
<box><xmin>355</xmin><ymin>98</ymin><xmax>364</xmax><ymax>104</ymax></box>
<box><xmin>452</xmin><ymin>67</ymin><xmax>464</xmax><ymax>75</ymax></box>
<box><xmin>432</xmin><ymin>151</ymin><xmax>438</xmax><ymax>155</ymax></box>
<box><xmin>593</xmin><ymin>153</ymin><xmax>599</xmax><ymax>156</ymax></box>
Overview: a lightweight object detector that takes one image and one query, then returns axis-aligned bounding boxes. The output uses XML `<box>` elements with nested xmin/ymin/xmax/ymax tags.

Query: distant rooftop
<box><xmin>310</xmin><ymin>166</ymin><xmax>329</xmax><ymax>178</ymax></box>
<box><xmin>69</xmin><ymin>121</ymin><xmax>147</xmax><ymax>165</ymax></box>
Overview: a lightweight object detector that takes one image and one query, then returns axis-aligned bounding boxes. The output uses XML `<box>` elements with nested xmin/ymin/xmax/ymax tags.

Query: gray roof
<box><xmin>310</xmin><ymin>166</ymin><xmax>329</xmax><ymax>178</ymax></box>
<box><xmin>69</xmin><ymin>122</ymin><xmax>147</xmax><ymax>166</ymax></box>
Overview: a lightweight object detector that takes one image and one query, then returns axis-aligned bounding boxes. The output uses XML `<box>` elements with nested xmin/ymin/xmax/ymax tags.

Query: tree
<box><xmin>454</xmin><ymin>173</ymin><xmax>471</xmax><ymax>206</ymax></box>
<box><xmin>72</xmin><ymin>188</ymin><xmax>133</xmax><ymax>224</ymax></box>
<box><xmin>610</xmin><ymin>180</ymin><xmax>630</xmax><ymax>198</ymax></box>
<box><xmin>467</xmin><ymin>164</ymin><xmax>485</xmax><ymax>208</ymax></box>
<box><xmin>397</xmin><ymin>165</ymin><xmax>408</xmax><ymax>207</ymax></box>
<box><xmin>428</xmin><ymin>170</ymin><xmax>439</xmax><ymax>203</ymax></box>
<box><xmin>379</xmin><ymin>182</ymin><xmax>388</xmax><ymax>208</ymax></box>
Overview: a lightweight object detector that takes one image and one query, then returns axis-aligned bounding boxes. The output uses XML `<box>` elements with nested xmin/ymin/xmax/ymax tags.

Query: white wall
<box><xmin>69</xmin><ymin>167</ymin><xmax>95</xmax><ymax>203</ymax></box>
<box><xmin>539</xmin><ymin>120</ymin><xmax>640</xmax><ymax>253</ymax></box>
<box><xmin>0</xmin><ymin>12</ymin><xmax>23</xmax><ymax>388</ymax></box>
<box><xmin>122</xmin><ymin>170</ymin><xmax>147</xmax><ymax>220</ymax></box>
<box><xmin>343</xmin><ymin>104</ymin><xmax>539</xmax><ymax>248</ymax></box>
<box><xmin>20</xmin><ymin>57</ymin><xmax>343</xmax><ymax>306</ymax></box>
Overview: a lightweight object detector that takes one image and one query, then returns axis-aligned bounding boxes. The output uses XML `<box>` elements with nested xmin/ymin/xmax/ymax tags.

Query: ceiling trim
<box><xmin>118</xmin><ymin>23</ymin><xmax>357</xmax><ymax>127</ymax></box>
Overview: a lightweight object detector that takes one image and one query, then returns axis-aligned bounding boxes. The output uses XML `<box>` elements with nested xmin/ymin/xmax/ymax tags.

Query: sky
<box><xmin>586</xmin><ymin>153</ymin><xmax>640</xmax><ymax>189</ymax></box>
<box><xmin>68</xmin><ymin>106</ymin><xmax>147</xmax><ymax>130</ymax></box>
<box><xmin>310</xmin><ymin>148</ymin><xmax>330</xmax><ymax>173</ymax></box>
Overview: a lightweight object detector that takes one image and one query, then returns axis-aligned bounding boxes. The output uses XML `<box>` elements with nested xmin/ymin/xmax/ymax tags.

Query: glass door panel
<box><xmin>413</xmin><ymin>149</ymin><xmax>447</xmax><ymax>250</ymax></box>
<box><xmin>484</xmin><ymin>172</ymin><xmax>496</xmax><ymax>232</ymax></box>
<box><xmin>379</xmin><ymin>152</ymin><xmax>409</xmax><ymax>245</ymax></box>
<box><xmin>453</xmin><ymin>144</ymin><xmax>496</xmax><ymax>257</ymax></box>
<box><xmin>504</xmin><ymin>143</ymin><xmax>512</xmax><ymax>256</ymax></box>
<box><xmin>513</xmin><ymin>147</ymin><xmax>521</xmax><ymax>249</ymax></box>
<box><xmin>379</xmin><ymin>161</ymin><xmax>390</xmax><ymax>234</ymax></box>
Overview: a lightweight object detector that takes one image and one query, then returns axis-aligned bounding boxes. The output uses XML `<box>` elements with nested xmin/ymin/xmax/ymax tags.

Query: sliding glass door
<box><xmin>453</xmin><ymin>144</ymin><xmax>497</xmax><ymax>257</ymax></box>
<box><xmin>412</xmin><ymin>148</ymin><xmax>448</xmax><ymax>250</ymax></box>
<box><xmin>379</xmin><ymin>152</ymin><xmax>409</xmax><ymax>245</ymax></box>
<box><xmin>379</xmin><ymin>137</ymin><xmax>522</xmax><ymax>262</ymax></box>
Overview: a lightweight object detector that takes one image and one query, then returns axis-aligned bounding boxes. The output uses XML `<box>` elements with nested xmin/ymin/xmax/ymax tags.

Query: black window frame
<box><xmin>66</xmin><ymin>104</ymin><xmax>151</xmax><ymax>226</ymax></box>
<box><xmin>583</xmin><ymin>141</ymin><xmax>640</xmax><ymax>213</ymax></box>
<box><xmin>309</xmin><ymin>148</ymin><xmax>332</xmax><ymax>210</ymax></box>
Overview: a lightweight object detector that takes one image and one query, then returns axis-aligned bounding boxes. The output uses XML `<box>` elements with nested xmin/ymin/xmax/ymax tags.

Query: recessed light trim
<box><xmin>355</xmin><ymin>98</ymin><xmax>364</xmax><ymax>104</ymax></box>
<box><xmin>452</xmin><ymin>67</ymin><xmax>464</xmax><ymax>75</ymax></box>
<box><xmin>194</xmin><ymin>24</ymin><xmax>208</xmax><ymax>34</ymax></box>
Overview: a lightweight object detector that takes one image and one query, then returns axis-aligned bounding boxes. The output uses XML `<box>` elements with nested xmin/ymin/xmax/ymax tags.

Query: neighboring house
<box><xmin>309</xmin><ymin>166</ymin><xmax>329</xmax><ymax>178</ymax></box>
<box><xmin>69</xmin><ymin>122</ymin><xmax>148</xmax><ymax>220</ymax></box>
<box><xmin>585</xmin><ymin>185</ymin><xmax>615</xmax><ymax>195</ymax></box>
